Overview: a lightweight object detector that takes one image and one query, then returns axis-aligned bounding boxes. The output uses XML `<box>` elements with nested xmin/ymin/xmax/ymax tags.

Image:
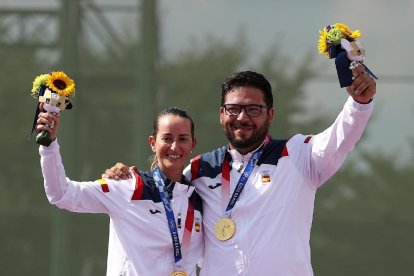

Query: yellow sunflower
<box><xmin>335</xmin><ymin>22</ymin><xmax>361</xmax><ymax>39</ymax></box>
<box><xmin>46</xmin><ymin>71</ymin><xmax>76</xmax><ymax>97</ymax></box>
<box><xmin>318</xmin><ymin>27</ymin><xmax>329</xmax><ymax>57</ymax></box>
<box><xmin>318</xmin><ymin>23</ymin><xmax>362</xmax><ymax>58</ymax></box>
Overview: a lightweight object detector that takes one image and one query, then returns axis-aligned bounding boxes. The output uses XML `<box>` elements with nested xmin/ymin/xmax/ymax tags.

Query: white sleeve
<box><xmin>39</xmin><ymin>140</ymin><xmax>136</xmax><ymax>215</ymax></box>
<box><xmin>287</xmin><ymin>96</ymin><xmax>373</xmax><ymax>188</ymax></box>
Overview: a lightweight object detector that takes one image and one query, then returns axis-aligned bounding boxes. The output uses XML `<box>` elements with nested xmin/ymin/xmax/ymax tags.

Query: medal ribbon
<box><xmin>153</xmin><ymin>168</ymin><xmax>194</xmax><ymax>271</ymax></box>
<box><xmin>221</xmin><ymin>136</ymin><xmax>270</xmax><ymax>217</ymax></box>
<box><xmin>182</xmin><ymin>197</ymin><xmax>194</xmax><ymax>251</ymax></box>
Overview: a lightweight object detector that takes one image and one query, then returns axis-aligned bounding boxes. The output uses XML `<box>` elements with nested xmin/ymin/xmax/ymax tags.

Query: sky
<box><xmin>2</xmin><ymin>0</ymin><xmax>413</xmax><ymax>163</ymax></box>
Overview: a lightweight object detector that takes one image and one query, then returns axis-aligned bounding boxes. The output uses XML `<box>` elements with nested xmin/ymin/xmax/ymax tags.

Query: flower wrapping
<box><xmin>318</xmin><ymin>23</ymin><xmax>377</xmax><ymax>87</ymax></box>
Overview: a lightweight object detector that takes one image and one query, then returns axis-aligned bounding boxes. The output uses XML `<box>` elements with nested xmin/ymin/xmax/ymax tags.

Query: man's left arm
<box><xmin>310</xmin><ymin>66</ymin><xmax>376</xmax><ymax>187</ymax></box>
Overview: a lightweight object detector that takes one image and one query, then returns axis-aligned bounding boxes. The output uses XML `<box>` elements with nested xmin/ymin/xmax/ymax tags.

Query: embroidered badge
<box><xmin>195</xmin><ymin>217</ymin><xmax>202</xmax><ymax>232</ymax></box>
<box><xmin>261</xmin><ymin>171</ymin><xmax>271</xmax><ymax>183</ymax></box>
<box><xmin>177</xmin><ymin>213</ymin><xmax>182</xmax><ymax>228</ymax></box>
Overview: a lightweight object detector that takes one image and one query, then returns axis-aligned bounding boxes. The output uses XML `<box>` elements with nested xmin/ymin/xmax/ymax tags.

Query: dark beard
<box><xmin>224</xmin><ymin>121</ymin><xmax>269</xmax><ymax>153</ymax></box>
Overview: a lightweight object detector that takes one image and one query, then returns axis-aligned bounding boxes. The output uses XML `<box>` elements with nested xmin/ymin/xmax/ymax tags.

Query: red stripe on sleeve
<box><xmin>190</xmin><ymin>155</ymin><xmax>201</xmax><ymax>182</ymax></box>
<box><xmin>97</xmin><ymin>179</ymin><xmax>110</xmax><ymax>193</ymax></box>
<box><xmin>131</xmin><ymin>170</ymin><xmax>144</xmax><ymax>200</ymax></box>
<box><xmin>101</xmin><ymin>184</ymin><xmax>110</xmax><ymax>193</ymax></box>
<box><xmin>281</xmin><ymin>145</ymin><xmax>289</xmax><ymax>157</ymax></box>
<box><xmin>304</xmin><ymin>136</ymin><xmax>312</xmax><ymax>144</ymax></box>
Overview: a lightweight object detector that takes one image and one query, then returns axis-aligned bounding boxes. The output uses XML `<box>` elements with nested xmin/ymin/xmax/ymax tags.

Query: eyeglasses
<box><xmin>223</xmin><ymin>104</ymin><xmax>271</xmax><ymax>117</ymax></box>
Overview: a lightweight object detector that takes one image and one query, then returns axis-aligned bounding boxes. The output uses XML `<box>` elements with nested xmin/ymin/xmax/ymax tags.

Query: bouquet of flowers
<box><xmin>30</xmin><ymin>71</ymin><xmax>75</xmax><ymax>146</ymax></box>
<box><xmin>318</xmin><ymin>23</ymin><xmax>377</xmax><ymax>87</ymax></box>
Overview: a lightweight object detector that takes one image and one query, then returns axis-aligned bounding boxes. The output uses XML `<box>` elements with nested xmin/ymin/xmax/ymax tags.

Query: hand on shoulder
<box><xmin>102</xmin><ymin>163</ymin><xmax>135</xmax><ymax>180</ymax></box>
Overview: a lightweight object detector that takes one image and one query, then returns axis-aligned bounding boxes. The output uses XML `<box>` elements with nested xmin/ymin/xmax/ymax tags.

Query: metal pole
<box><xmin>134</xmin><ymin>0</ymin><xmax>159</xmax><ymax>168</ymax></box>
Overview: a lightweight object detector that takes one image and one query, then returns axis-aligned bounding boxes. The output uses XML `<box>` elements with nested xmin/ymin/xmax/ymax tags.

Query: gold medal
<box><xmin>215</xmin><ymin>217</ymin><xmax>236</xmax><ymax>241</ymax></box>
<box><xmin>170</xmin><ymin>271</ymin><xmax>188</xmax><ymax>276</ymax></box>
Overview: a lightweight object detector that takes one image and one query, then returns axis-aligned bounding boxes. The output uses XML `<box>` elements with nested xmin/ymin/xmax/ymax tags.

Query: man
<box><xmin>104</xmin><ymin>67</ymin><xmax>376</xmax><ymax>275</ymax></box>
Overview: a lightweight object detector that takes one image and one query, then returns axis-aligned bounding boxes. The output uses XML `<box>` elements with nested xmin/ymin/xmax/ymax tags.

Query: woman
<box><xmin>37</xmin><ymin>106</ymin><xmax>203</xmax><ymax>276</ymax></box>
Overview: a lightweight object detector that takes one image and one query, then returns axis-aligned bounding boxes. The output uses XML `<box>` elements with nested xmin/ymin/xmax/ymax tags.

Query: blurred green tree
<box><xmin>312</xmin><ymin>142</ymin><xmax>414</xmax><ymax>275</ymax></box>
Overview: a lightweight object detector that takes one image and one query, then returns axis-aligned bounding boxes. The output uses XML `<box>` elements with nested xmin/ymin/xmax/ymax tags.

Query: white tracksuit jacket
<box><xmin>185</xmin><ymin>97</ymin><xmax>373</xmax><ymax>276</ymax></box>
<box><xmin>40</xmin><ymin>141</ymin><xmax>203</xmax><ymax>276</ymax></box>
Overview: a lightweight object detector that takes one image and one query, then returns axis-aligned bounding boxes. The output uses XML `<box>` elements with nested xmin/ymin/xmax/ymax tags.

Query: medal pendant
<box><xmin>170</xmin><ymin>271</ymin><xmax>188</xmax><ymax>276</ymax></box>
<box><xmin>215</xmin><ymin>217</ymin><xmax>236</xmax><ymax>241</ymax></box>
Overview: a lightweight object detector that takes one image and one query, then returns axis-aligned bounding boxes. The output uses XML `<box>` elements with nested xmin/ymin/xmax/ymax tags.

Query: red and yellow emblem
<box><xmin>97</xmin><ymin>179</ymin><xmax>110</xmax><ymax>193</ymax></box>
<box><xmin>261</xmin><ymin>171</ymin><xmax>271</xmax><ymax>183</ymax></box>
<box><xmin>195</xmin><ymin>218</ymin><xmax>201</xmax><ymax>232</ymax></box>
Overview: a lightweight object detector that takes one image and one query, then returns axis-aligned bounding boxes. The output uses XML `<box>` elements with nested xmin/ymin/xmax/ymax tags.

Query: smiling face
<box><xmin>149</xmin><ymin>114</ymin><xmax>197</xmax><ymax>182</ymax></box>
<box><xmin>220</xmin><ymin>86</ymin><xmax>274</xmax><ymax>154</ymax></box>
<box><xmin>40</xmin><ymin>88</ymin><xmax>68</xmax><ymax>113</ymax></box>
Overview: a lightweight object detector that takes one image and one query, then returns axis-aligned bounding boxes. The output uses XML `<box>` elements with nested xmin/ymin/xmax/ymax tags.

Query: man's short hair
<box><xmin>221</xmin><ymin>71</ymin><xmax>273</xmax><ymax>107</ymax></box>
